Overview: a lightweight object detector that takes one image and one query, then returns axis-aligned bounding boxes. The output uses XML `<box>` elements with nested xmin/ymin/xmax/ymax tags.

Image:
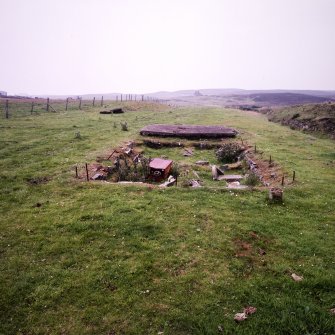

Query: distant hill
<box><xmin>147</xmin><ymin>88</ymin><xmax>246</xmax><ymax>99</ymax></box>
<box><xmin>146</xmin><ymin>89</ymin><xmax>335</xmax><ymax>107</ymax></box>
<box><xmin>27</xmin><ymin>89</ymin><xmax>335</xmax><ymax>107</ymax></box>
<box><xmin>246</xmin><ymin>92</ymin><xmax>333</xmax><ymax>106</ymax></box>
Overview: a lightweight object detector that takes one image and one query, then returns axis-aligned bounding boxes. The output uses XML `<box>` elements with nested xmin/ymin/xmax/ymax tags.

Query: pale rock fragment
<box><xmin>234</xmin><ymin>312</ymin><xmax>247</xmax><ymax>322</ymax></box>
<box><xmin>291</xmin><ymin>273</ymin><xmax>303</xmax><ymax>282</ymax></box>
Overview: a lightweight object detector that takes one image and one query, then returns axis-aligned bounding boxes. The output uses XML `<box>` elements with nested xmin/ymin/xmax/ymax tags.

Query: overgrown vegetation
<box><xmin>113</xmin><ymin>154</ymin><xmax>150</xmax><ymax>182</ymax></box>
<box><xmin>0</xmin><ymin>100</ymin><xmax>334</xmax><ymax>335</ymax></box>
<box><xmin>215</xmin><ymin>142</ymin><xmax>243</xmax><ymax>163</ymax></box>
<box><xmin>244</xmin><ymin>172</ymin><xmax>259</xmax><ymax>187</ymax></box>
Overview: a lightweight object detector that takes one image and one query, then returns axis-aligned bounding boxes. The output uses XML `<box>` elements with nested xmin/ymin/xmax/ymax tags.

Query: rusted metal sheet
<box><xmin>140</xmin><ymin>124</ymin><xmax>237</xmax><ymax>138</ymax></box>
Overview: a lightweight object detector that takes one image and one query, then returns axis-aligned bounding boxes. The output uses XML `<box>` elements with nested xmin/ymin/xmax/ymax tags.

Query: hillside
<box><xmin>246</xmin><ymin>92</ymin><xmax>333</xmax><ymax>106</ymax></box>
<box><xmin>263</xmin><ymin>102</ymin><xmax>335</xmax><ymax>138</ymax></box>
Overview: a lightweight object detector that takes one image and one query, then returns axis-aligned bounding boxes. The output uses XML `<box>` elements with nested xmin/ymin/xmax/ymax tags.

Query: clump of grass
<box><xmin>120</xmin><ymin>121</ymin><xmax>128</xmax><ymax>131</ymax></box>
<box><xmin>74</xmin><ymin>131</ymin><xmax>82</xmax><ymax>139</ymax></box>
<box><xmin>170</xmin><ymin>162</ymin><xmax>180</xmax><ymax>178</ymax></box>
<box><xmin>244</xmin><ymin>172</ymin><xmax>259</xmax><ymax>187</ymax></box>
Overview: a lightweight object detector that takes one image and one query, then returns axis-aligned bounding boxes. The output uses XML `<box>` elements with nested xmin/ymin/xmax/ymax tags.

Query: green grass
<box><xmin>0</xmin><ymin>101</ymin><xmax>334</xmax><ymax>334</ymax></box>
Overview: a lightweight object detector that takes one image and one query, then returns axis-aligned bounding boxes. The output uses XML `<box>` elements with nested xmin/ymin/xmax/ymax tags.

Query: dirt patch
<box><xmin>234</xmin><ymin>231</ymin><xmax>271</xmax><ymax>259</ymax></box>
<box><xmin>234</xmin><ymin>240</ymin><xmax>253</xmax><ymax>258</ymax></box>
<box><xmin>245</xmin><ymin>150</ymin><xmax>284</xmax><ymax>187</ymax></box>
<box><xmin>26</xmin><ymin>176</ymin><xmax>50</xmax><ymax>185</ymax></box>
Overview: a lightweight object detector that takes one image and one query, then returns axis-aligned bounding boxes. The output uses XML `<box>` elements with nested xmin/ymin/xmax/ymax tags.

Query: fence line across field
<box><xmin>1</xmin><ymin>95</ymin><xmax>166</xmax><ymax>118</ymax></box>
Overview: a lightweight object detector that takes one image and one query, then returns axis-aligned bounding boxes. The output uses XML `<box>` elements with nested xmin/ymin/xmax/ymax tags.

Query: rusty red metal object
<box><xmin>149</xmin><ymin>158</ymin><xmax>173</xmax><ymax>182</ymax></box>
<box><xmin>149</xmin><ymin>158</ymin><xmax>173</xmax><ymax>170</ymax></box>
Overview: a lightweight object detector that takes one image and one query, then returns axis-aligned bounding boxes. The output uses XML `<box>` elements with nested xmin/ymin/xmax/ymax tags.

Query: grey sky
<box><xmin>1</xmin><ymin>0</ymin><xmax>335</xmax><ymax>95</ymax></box>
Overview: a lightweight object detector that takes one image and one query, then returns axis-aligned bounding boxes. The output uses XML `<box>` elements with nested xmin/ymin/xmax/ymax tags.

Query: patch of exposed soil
<box><xmin>26</xmin><ymin>176</ymin><xmax>50</xmax><ymax>185</ymax></box>
<box><xmin>245</xmin><ymin>150</ymin><xmax>285</xmax><ymax>187</ymax></box>
<box><xmin>234</xmin><ymin>231</ymin><xmax>271</xmax><ymax>259</ymax></box>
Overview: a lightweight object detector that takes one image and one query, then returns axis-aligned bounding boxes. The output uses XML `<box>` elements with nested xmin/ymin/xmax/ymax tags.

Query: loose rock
<box><xmin>291</xmin><ymin>273</ymin><xmax>303</xmax><ymax>282</ymax></box>
<box><xmin>234</xmin><ymin>312</ymin><xmax>247</xmax><ymax>322</ymax></box>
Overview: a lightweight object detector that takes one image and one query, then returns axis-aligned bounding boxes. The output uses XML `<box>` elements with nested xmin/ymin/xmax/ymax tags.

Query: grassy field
<box><xmin>0</xmin><ymin>100</ymin><xmax>334</xmax><ymax>335</ymax></box>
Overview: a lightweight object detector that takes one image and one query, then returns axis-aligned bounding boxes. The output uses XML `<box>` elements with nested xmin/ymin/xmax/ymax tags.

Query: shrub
<box><xmin>215</xmin><ymin>142</ymin><xmax>243</xmax><ymax>163</ymax></box>
<box><xmin>170</xmin><ymin>162</ymin><xmax>180</xmax><ymax>178</ymax></box>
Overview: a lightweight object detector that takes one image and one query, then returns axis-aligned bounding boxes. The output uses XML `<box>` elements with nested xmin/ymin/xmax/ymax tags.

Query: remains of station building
<box><xmin>78</xmin><ymin>124</ymin><xmax>286</xmax><ymax>197</ymax></box>
<box><xmin>140</xmin><ymin>124</ymin><xmax>238</xmax><ymax>139</ymax></box>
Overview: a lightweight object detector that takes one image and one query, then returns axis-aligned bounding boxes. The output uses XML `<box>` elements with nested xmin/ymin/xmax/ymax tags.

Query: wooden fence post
<box><xmin>75</xmin><ymin>166</ymin><xmax>78</xmax><ymax>178</ymax></box>
<box><xmin>101</xmin><ymin>96</ymin><xmax>103</xmax><ymax>107</ymax></box>
<box><xmin>46</xmin><ymin>98</ymin><xmax>50</xmax><ymax>112</ymax></box>
<box><xmin>79</xmin><ymin>98</ymin><xmax>82</xmax><ymax>110</ymax></box>
<box><xmin>293</xmin><ymin>171</ymin><xmax>296</xmax><ymax>182</ymax></box>
<box><xmin>31</xmin><ymin>102</ymin><xmax>34</xmax><ymax>114</ymax></box>
<box><xmin>93</xmin><ymin>97</ymin><xmax>95</xmax><ymax>106</ymax></box>
<box><xmin>85</xmin><ymin>163</ymin><xmax>89</xmax><ymax>181</ymax></box>
<box><xmin>281</xmin><ymin>175</ymin><xmax>285</xmax><ymax>186</ymax></box>
<box><xmin>65</xmin><ymin>98</ymin><xmax>69</xmax><ymax>111</ymax></box>
<box><xmin>5</xmin><ymin>99</ymin><xmax>9</xmax><ymax>118</ymax></box>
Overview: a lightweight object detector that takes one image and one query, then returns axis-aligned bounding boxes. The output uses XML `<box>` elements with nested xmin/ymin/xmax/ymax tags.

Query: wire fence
<box><xmin>0</xmin><ymin>95</ymin><xmax>165</xmax><ymax>118</ymax></box>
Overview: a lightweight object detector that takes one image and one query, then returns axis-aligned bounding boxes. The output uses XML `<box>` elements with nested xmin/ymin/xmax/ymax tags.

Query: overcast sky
<box><xmin>1</xmin><ymin>0</ymin><xmax>335</xmax><ymax>95</ymax></box>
